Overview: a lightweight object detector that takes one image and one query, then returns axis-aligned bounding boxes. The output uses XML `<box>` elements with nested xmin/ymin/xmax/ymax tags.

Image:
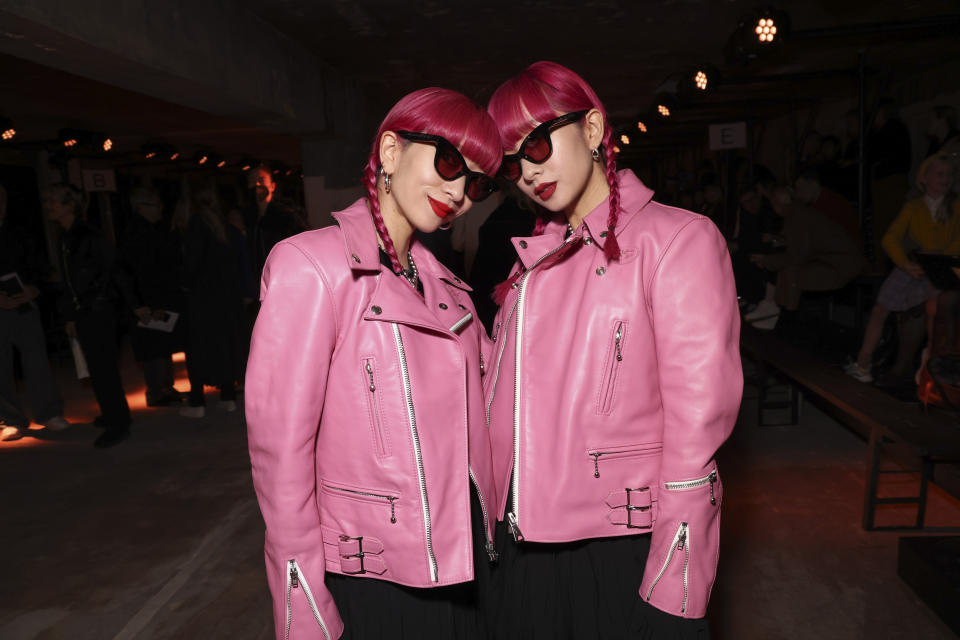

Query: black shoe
<box><xmin>94</xmin><ymin>429</ymin><xmax>129</xmax><ymax>448</ymax></box>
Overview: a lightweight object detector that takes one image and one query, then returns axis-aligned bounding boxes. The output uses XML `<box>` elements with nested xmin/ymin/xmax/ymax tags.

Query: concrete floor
<box><xmin>1</xmin><ymin>352</ymin><xmax>958</xmax><ymax>639</ymax></box>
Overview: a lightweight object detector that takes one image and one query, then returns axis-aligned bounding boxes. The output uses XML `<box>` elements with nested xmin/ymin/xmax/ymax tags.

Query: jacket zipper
<box><xmin>322</xmin><ymin>483</ymin><xmax>398</xmax><ymax>523</ymax></box>
<box><xmin>392</xmin><ymin>323</ymin><xmax>438</xmax><ymax>582</ymax></box>
<box><xmin>469</xmin><ymin>467</ymin><xmax>498</xmax><ymax>562</ymax></box>
<box><xmin>286</xmin><ymin>559</ymin><xmax>331</xmax><ymax>640</ymax></box>
<box><xmin>363</xmin><ymin>359</ymin><xmax>388</xmax><ymax>457</ymax></box>
<box><xmin>644</xmin><ymin>522</ymin><xmax>689</xmax><ymax>612</ymax></box>
<box><xmin>599</xmin><ymin>322</ymin><xmax>625</xmax><ymax>413</ymax></box>
<box><xmin>589</xmin><ymin>449</ymin><xmax>640</xmax><ymax>478</ymax></box>
<box><xmin>485</xmin><ymin>296</ymin><xmax>520</xmax><ymax>426</ymax></box>
<box><xmin>507</xmin><ymin>239</ymin><xmax>574</xmax><ymax>540</ymax></box>
<box><xmin>665</xmin><ymin>470</ymin><xmax>718</xmax><ymax>505</ymax></box>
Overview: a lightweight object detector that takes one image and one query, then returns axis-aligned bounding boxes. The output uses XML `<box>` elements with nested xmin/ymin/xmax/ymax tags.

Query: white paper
<box><xmin>71</xmin><ymin>337</ymin><xmax>89</xmax><ymax>380</ymax></box>
<box><xmin>137</xmin><ymin>310</ymin><xmax>179</xmax><ymax>333</ymax></box>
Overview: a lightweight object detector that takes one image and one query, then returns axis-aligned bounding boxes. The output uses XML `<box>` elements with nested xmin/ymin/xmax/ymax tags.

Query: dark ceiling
<box><xmin>237</xmin><ymin>0</ymin><xmax>960</xmax><ymax>111</ymax></box>
<box><xmin>1</xmin><ymin>1</ymin><xmax>958</xmax><ymax>165</ymax></box>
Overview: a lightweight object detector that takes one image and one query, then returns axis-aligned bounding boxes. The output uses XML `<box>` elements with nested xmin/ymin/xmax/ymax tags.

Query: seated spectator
<box><xmin>794</xmin><ymin>168</ymin><xmax>859</xmax><ymax>240</ymax></box>
<box><xmin>0</xmin><ymin>183</ymin><xmax>70</xmax><ymax>442</ymax></box>
<box><xmin>846</xmin><ymin>153</ymin><xmax>960</xmax><ymax>383</ymax></box>
<box><xmin>730</xmin><ymin>177</ymin><xmax>782</xmax><ymax>307</ymax></box>
<box><xmin>744</xmin><ymin>186</ymin><xmax>864</xmax><ymax>329</ymax></box>
<box><xmin>927</xmin><ymin>105</ymin><xmax>960</xmax><ymax>157</ymax></box>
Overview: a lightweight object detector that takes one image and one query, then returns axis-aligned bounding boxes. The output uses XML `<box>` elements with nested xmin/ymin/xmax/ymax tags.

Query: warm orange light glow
<box><xmin>637</xmin><ymin>121</ymin><xmax>647</xmax><ymax>133</ymax></box>
<box><xmin>172</xmin><ymin>351</ymin><xmax>186</xmax><ymax>363</ymax></box>
<box><xmin>695</xmin><ymin>70</ymin><xmax>708</xmax><ymax>90</ymax></box>
<box><xmin>198</xmin><ymin>155</ymin><xmax>208</xmax><ymax>165</ymax></box>
<box><xmin>241</xmin><ymin>164</ymin><xmax>251</xmax><ymax>171</ymax></box>
<box><xmin>217</xmin><ymin>160</ymin><xmax>227</xmax><ymax>168</ymax></box>
<box><xmin>170</xmin><ymin>152</ymin><xmax>180</xmax><ymax>160</ymax></box>
<box><xmin>757</xmin><ymin>17</ymin><xmax>777</xmax><ymax>42</ymax></box>
<box><xmin>145</xmin><ymin>151</ymin><xmax>157</xmax><ymax>159</ymax></box>
<box><xmin>613</xmin><ymin>145</ymin><xmax>621</xmax><ymax>154</ymax></box>
<box><xmin>658</xmin><ymin>104</ymin><xmax>671</xmax><ymax>117</ymax></box>
<box><xmin>63</xmin><ymin>138</ymin><xmax>77</xmax><ymax>147</ymax></box>
<box><xmin>102</xmin><ymin>138</ymin><xmax>113</xmax><ymax>151</ymax></box>
<box><xmin>1</xmin><ymin>128</ymin><xmax>14</xmax><ymax>140</ymax></box>
<box><xmin>620</xmin><ymin>134</ymin><xmax>630</xmax><ymax>145</ymax></box>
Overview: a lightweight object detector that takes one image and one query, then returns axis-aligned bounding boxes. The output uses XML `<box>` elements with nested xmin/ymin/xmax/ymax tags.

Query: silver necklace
<box><xmin>401</xmin><ymin>252</ymin><xmax>418</xmax><ymax>288</ymax></box>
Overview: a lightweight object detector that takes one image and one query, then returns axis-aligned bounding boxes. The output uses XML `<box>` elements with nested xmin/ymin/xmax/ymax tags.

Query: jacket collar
<box><xmin>512</xmin><ymin>169</ymin><xmax>654</xmax><ymax>268</ymax></box>
<box><xmin>331</xmin><ymin>198</ymin><xmax>471</xmax><ymax>291</ymax></box>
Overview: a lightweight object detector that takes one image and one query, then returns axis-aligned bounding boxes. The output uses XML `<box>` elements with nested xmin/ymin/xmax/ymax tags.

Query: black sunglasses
<box><xmin>395</xmin><ymin>130</ymin><xmax>499</xmax><ymax>202</ymax></box>
<box><xmin>498</xmin><ymin>110</ymin><xmax>590</xmax><ymax>182</ymax></box>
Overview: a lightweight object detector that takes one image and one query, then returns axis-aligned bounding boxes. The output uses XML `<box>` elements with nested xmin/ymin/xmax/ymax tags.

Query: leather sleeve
<box><xmin>639</xmin><ymin>219</ymin><xmax>742</xmax><ymax>618</ymax></box>
<box><xmin>246</xmin><ymin>240</ymin><xmax>345</xmax><ymax>640</ymax></box>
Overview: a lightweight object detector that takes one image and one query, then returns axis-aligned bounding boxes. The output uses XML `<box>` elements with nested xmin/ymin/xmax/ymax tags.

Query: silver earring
<box><xmin>384</xmin><ymin>172</ymin><xmax>392</xmax><ymax>194</ymax></box>
<box><xmin>439</xmin><ymin>222</ymin><xmax>452</xmax><ymax>231</ymax></box>
<box><xmin>591</xmin><ymin>147</ymin><xmax>600</xmax><ymax>161</ymax></box>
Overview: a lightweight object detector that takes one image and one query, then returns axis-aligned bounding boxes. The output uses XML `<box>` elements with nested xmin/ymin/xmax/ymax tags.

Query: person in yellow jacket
<box><xmin>847</xmin><ymin>153</ymin><xmax>959</xmax><ymax>382</ymax></box>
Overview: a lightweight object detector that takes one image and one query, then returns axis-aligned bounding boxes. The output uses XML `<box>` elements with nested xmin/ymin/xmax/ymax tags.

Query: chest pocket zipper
<box><xmin>362</xmin><ymin>359</ymin><xmax>389</xmax><ymax>457</ymax></box>
<box><xmin>598</xmin><ymin>321</ymin><xmax>626</xmax><ymax>415</ymax></box>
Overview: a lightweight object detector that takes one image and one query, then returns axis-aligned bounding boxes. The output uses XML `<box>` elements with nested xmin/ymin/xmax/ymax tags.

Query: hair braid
<box><xmin>601</xmin><ymin>133</ymin><xmax>622</xmax><ymax>261</ymax></box>
<box><xmin>363</xmin><ymin>161</ymin><xmax>403</xmax><ymax>273</ymax></box>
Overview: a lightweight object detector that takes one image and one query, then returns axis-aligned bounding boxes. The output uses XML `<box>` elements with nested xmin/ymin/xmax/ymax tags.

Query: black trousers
<box><xmin>75</xmin><ymin>308</ymin><xmax>130</xmax><ymax>432</ymax></box>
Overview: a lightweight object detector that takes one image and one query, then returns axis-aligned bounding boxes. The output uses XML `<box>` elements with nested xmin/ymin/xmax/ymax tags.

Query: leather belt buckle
<box><xmin>339</xmin><ymin>534</ymin><xmax>367</xmax><ymax>574</ymax></box>
<box><xmin>625</xmin><ymin>486</ymin><xmax>651</xmax><ymax>529</ymax></box>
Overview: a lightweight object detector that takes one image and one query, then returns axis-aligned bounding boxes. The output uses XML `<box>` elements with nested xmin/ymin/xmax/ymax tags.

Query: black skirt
<box><xmin>326</xmin><ymin>490</ymin><xmax>494</xmax><ymax>640</ymax></box>
<box><xmin>489</xmin><ymin>522</ymin><xmax>711</xmax><ymax>640</ymax></box>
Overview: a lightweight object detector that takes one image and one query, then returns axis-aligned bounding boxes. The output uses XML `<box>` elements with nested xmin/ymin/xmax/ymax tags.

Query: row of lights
<box><xmin>617</xmin><ymin>9</ymin><xmax>785</xmax><ymax>152</ymax></box>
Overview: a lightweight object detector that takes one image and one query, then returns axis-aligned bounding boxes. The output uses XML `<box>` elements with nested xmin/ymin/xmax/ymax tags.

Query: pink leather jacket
<box><xmin>485</xmin><ymin>170</ymin><xmax>741</xmax><ymax>619</ymax></box>
<box><xmin>246</xmin><ymin>199</ymin><xmax>497</xmax><ymax>640</ymax></box>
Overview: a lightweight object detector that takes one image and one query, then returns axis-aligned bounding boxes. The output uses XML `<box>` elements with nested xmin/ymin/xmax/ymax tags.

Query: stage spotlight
<box><xmin>620</xmin><ymin>134</ymin><xmax>631</xmax><ymax>145</ymax></box>
<box><xmin>217</xmin><ymin>159</ymin><xmax>227</xmax><ymax>168</ymax></box>
<box><xmin>239</xmin><ymin>157</ymin><xmax>257</xmax><ymax>171</ymax></box>
<box><xmin>695</xmin><ymin>70</ymin><xmax>709</xmax><ymax>90</ymax></box>
<box><xmin>0</xmin><ymin>118</ymin><xmax>15</xmax><ymax>141</ymax></box>
<box><xmin>657</xmin><ymin>104</ymin><xmax>671</xmax><ymax>117</ymax></box>
<box><xmin>613</xmin><ymin>145</ymin><xmax>621</xmax><ymax>154</ymax></box>
<box><xmin>756</xmin><ymin>16</ymin><xmax>779</xmax><ymax>43</ymax></box>
<box><xmin>102</xmin><ymin>138</ymin><xmax>113</xmax><ymax>152</ymax></box>
<box><xmin>169</xmin><ymin>149</ymin><xmax>180</xmax><ymax>160</ymax></box>
<box><xmin>637</xmin><ymin>121</ymin><xmax>648</xmax><ymax>133</ymax></box>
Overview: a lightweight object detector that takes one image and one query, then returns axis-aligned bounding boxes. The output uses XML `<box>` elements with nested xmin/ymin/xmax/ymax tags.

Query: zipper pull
<box><xmin>365</xmin><ymin>361</ymin><xmax>375</xmax><ymax>392</ymax></box>
<box><xmin>591</xmin><ymin>453</ymin><xmax>601</xmax><ymax>478</ymax></box>
<box><xmin>709</xmin><ymin>470</ymin><xmax>717</xmax><ymax>505</ymax></box>
<box><xmin>615</xmin><ymin>324</ymin><xmax>623</xmax><ymax>361</ymax></box>
<box><xmin>485</xmin><ymin>540</ymin><xmax>499</xmax><ymax>563</ymax></box>
<box><xmin>677</xmin><ymin>523</ymin><xmax>688</xmax><ymax>550</ymax></box>
<box><xmin>506</xmin><ymin>512</ymin><xmax>524</xmax><ymax>542</ymax></box>
<box><xmin>289</xmin><ymin>562</ymin><xmax>299</xmax><ymax>588</ymax></box>
<box><xmin>493</xmin><ymin>321</ymin><xmax>501</xmax><ymax>342</ymax></box>
<box><xmin>479</xmin><ymin>353</ymin><xmax>485</xmax><ymax>374</ymax></box>
<box><xmin>388</xmin><ymin>496</ymin><xmax>397</xmax><ymax>524</ymax></box>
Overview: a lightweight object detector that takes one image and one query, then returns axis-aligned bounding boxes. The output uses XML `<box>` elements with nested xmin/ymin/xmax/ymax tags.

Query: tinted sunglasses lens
<box><xmin>466</xmin><ymin>176</ymin><xmax>495</xmax><ymax>202</ymax></box>
<box><xmin>499</xmin><ymin>158</ymin><xmax>521</xmax><ymax>182</ymax></box>
<box><xmin>522</xmin><ymin>128</ymin><xmax>551</xmax><ymax>162</ymax></box>
<box><xmin>435</xmin><ymin>142</ymin><xmax>465</xmax><ymax>180</ymax></box>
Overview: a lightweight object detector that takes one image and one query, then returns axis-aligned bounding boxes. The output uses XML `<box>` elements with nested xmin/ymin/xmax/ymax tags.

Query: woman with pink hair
<box><xmin>484</xmin><ymin>62</ymin><xmax>742</xmax><ymax>637</ymax></box>
<box><xmin>245</xmin><ymin>88</ymin><xmax>501</xmax><ymax>639</ymax></box>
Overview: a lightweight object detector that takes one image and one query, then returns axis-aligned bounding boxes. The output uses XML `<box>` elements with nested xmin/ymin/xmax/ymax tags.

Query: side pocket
<box><xmin>596</xmin><ymin>320</ymin><xmax>627</xmax><ymax>415</ymax></box>
<box><xmin>361</xmin><ymin>357</ymin><xmax>390</xmax><ymax>457</ymax></box>
<box><xmin>321</xmin><ymin>480</ymin><xmax>399</xmax><ymax>524</ymax></box>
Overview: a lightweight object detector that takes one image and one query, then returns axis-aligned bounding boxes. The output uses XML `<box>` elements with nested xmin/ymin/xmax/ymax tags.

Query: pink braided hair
<box><xmin>489</xmin><ymin>61</ymin><xmax>622</xmax><ymax>304</ymax></box>
<box><xmin>362</xmin><ymin>88</ymin><xmax>502</xmax><ymax>275</ymax></box>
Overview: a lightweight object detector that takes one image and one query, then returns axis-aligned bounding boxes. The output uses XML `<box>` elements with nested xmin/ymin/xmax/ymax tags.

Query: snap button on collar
<box><xmin>371</xmin><ymin>305</ymin><xmax>382</xmax><ymax>315</ymax></box>
<box><xmin>519</xmin><ymin>240</ymin><xmax>528</xmax><ymax>249</ymax></box>
<box><xmin>439</xmin><ymin>303</ymin><xmax>448</xmax><ymax>310</ymax></box>
<box><xmin>596</xmin><ymin>266</ymin><xmax>606</xmax><ymax>276</ymax></box>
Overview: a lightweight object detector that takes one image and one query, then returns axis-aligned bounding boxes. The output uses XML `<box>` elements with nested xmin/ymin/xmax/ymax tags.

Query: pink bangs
<box><xmin>488</xmin><ymin>61</ymin><xmax>608</xmax><ymax>151</ymax></box>
<box><xmin>373</xmin><ymin>88</ymin><xmax>502</xmax><ymax>177</ymax></box>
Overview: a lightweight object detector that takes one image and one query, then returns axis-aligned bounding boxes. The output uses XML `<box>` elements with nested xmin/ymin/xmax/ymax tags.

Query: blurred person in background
<box><xmin>0</xmin><ymin>183</ymin><xmax>70</xmax><ymax>442</ymax></box>
<box><xmin>45</xmin><ymin>184</ymin><xmax>130</xmax><ymax>448</ymax></box>
<box><xmin>118</xmin><ymin>186</ymin><xmax>184</xmax><ymax>408</ymax></box>
<box><xmin>175</xmin><ymin>184</ymin><xmax>244</xmax><ymax>418</ymax></box>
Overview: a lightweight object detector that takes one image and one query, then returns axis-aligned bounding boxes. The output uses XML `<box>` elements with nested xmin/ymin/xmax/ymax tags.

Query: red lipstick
<box><xmin>534</xmin><ymin>182</ymin><xmax>556</xmax><ymax>201</ymax></box>
<box><xmin>428</xmin><ymin>196</ymin><xmax>454</xmax><ymax>218</ymax></box>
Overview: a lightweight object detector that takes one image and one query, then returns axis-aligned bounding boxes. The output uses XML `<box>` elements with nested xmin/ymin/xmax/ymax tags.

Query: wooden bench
<box><xmin>740</xmin><ymin>325</ymin><xmax>960</xmax><ymax>531</ymax></box>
